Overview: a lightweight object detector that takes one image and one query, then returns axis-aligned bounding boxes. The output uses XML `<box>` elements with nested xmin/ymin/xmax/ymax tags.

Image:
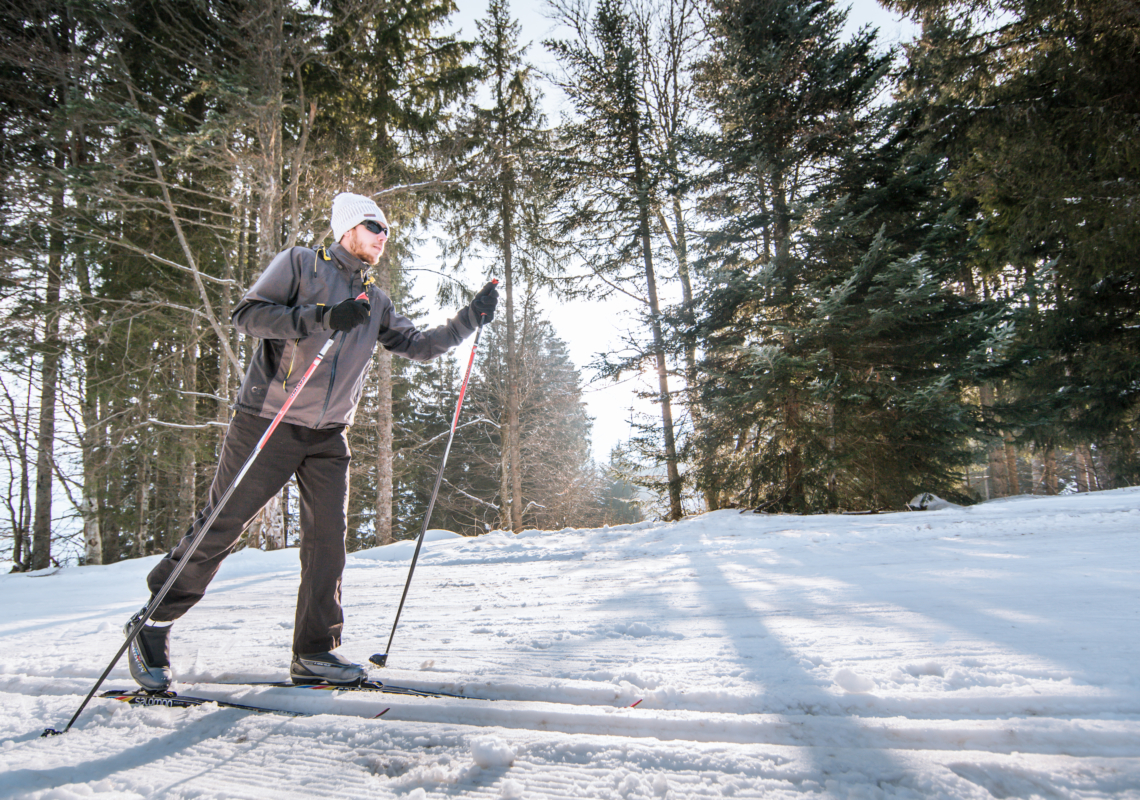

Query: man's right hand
<box><xmin>325</xmin><ymin>298</ymin><xmax>371</xmax><ymax>332</ymax></box>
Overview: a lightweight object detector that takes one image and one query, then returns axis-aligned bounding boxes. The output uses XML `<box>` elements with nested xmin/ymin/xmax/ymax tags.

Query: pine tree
<box><xmin>546</xmin><ymin>0</ymin><xmax>684</xmax><ymax>519</ymax></box>
<box><xmin>890</xmin><ymin>0</ymin><xmax>1140</xmax><ymax>487</ymax></box>
<box><xmin>443</xmin><ymin>0</ymin><xmax>561</xmax><ymax>531</ymax></box>
<box><xmin>445</xmin><ymin>306</ymin><xmax>601</xmax><ymax>534</ymax></box>
<box><xmin>693</xmin><ymin>0</ymin><xmax>892</xmax><ymax>511</ymax></box>
<box><xmin>318</xmin><ymin>0</ymin><xmax>478</xmax><ymax>545</ymax></box>
<box><xmin>793</xmin><ymin>101</ymin><xmax>997</xmax><ymax>508</ymax></box>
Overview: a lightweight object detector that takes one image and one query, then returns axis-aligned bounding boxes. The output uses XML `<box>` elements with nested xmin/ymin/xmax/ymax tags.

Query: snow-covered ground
<box><xmin>2</xmin><ymin>489</ymin><xmax>1139</xmax><ymax>799</ymax></box>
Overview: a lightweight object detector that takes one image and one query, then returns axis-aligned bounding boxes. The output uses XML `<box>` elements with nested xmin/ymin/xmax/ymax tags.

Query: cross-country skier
<box><xmin>125</xmin><ymin>192</ymin><xmax>497</xmax><ymax>690</ymax></box>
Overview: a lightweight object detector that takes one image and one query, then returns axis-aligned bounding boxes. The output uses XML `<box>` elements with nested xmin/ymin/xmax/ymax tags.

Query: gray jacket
<box><xmin>232</xmin><ymin>243</ymin><xmax>478</xmax><ymax>429</ymax></box>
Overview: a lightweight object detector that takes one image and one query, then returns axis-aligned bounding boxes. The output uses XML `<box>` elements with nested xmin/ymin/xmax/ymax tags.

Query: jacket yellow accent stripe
<box><xmin>283</xmin><ymin>340</ymin><xmax>299</xmax><ymax>392</ymax></box>
<box><xmin>315</xmin><ymin>245</ymin><xmax>332</xmax><ymax>273</ymax></box>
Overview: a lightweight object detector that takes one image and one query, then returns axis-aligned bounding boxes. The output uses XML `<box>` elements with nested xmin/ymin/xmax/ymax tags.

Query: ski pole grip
<box><xmin>479</xmin><ymin>279</ymin><xmax>498</xmax><ymax>324</ymax></box>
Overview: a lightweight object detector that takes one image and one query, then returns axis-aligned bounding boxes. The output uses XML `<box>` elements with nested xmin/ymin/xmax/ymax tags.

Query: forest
<box><xmin>1</xmin><ymin>0</ymin><xmax>1136</xmax><ymax>570</ymax></box>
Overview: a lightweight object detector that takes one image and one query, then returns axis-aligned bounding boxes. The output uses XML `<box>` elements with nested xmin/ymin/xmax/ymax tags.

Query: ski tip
<box><xmin>369</xmin><ymin>653</ymin><xmax>388</xmax><ymax>668</ymax></box>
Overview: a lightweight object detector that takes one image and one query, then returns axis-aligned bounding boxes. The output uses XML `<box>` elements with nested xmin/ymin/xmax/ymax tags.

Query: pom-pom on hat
<box><xmin>331</xmin><ymin>192</ymin><xmax>389</xmax><ymax>242</ymax></box>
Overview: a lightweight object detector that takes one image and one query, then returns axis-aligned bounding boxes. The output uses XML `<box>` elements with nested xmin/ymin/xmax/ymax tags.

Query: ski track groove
<box><xmin>9</xmin><ymin>675</ymin><xmax>1140</xmax><ymax>758</ymax></box>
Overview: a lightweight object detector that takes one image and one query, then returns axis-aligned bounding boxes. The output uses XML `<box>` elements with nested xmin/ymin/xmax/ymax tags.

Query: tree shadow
<box><xmin>8</xmin><ymin>708</ymin><xmax>293</xmax><ymax>795</ymax></box>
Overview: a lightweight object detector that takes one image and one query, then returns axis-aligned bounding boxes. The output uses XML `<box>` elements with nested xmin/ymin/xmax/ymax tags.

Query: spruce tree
<box><xmin>443</xmin><ymin>0</ymin><xmax>561</xmax><ymax>531</ymax></box>
<box><xmin>546</xmin><ymin>0</ymin><xmax>684</xmax><ymax>519</ymax></box>
<box><xmin>444</xmin><ymin>307</ymin><xmax>601</xmax><ymax>534</ymax></box>
<box><xmin>794</xmin><ymin>101</ymin><xmax>997</xmax><ymax>508</ymax></box>
<box><xmin>318</xmin><ymin>0</ymin><xmax>477</xmax><ymax>545</ymax></box>
<box><xmin>891</xmin><ymin>0</ymin><xmax>1140</xmax><ymax>488</ymax></box>
<box><xmin>693</xmin><ymin>0</ymin><xmax>892</xmax><ymax>511</ymax></box>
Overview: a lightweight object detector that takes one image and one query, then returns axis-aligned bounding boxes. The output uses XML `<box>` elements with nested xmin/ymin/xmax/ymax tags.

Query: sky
<box><xmin>417</xmin><ymin>1</ymin><xmax>922</xmax><ymax>464</ymax></box>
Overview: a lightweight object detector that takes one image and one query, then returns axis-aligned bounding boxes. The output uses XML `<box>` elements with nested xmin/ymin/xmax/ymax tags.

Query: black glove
<box><xmin>325</xmin><ymin>297</ymin><xmax>371</xmax><ymax>332</ymax></box>
<box><xmin>470</xmin><ymin>280</ymin><xmax>498</xmax><ymax>324</ymax></box>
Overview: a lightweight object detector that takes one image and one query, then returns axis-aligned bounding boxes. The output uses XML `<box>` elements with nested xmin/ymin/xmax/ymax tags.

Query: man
<box><xmin>126</xmin><ymin>192</ymin><xmax>497</xmax><ymax>689</ymax></box>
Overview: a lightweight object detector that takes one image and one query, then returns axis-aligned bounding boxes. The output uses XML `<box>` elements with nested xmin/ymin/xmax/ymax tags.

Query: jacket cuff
<box><xmin>464</xmin><ymin>305</ymin><xmax>481</xmax><ymax>331</ymax></box>
<box><xmin>309</xmin><ymin>305</ymin><xmax>329</xmax><ymax>332</ymax></box>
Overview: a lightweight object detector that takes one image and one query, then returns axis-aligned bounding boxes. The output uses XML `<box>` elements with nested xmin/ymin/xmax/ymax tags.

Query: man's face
<box><xmin>341</xmin><ymin>220</ymin><xmax>388</xmax><ymax>265</ymax></box>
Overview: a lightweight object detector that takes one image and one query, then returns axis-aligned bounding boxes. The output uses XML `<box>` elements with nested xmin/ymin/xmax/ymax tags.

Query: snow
<box><xmin>2</xmin><ymin>489</ymin><xmax>1139</xmax><ymax>798</ymax></box>
<box><xmin>907</xmin><ymin>493</ymin><xmax>961</xmax><ymax>511</ymax></box>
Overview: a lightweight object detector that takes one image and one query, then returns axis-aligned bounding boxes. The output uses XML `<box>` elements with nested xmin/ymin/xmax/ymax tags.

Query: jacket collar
<box><xmin>327</xmin><ymin>242</ymin><xmax>367</xmax><ymax>275</ymax></box>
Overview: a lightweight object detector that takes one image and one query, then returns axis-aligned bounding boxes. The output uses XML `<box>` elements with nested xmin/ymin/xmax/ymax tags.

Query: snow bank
<box><xmin>350</xmin><ymin>529</ymin><xmax>466</xmax><ymax>563</ymax></box>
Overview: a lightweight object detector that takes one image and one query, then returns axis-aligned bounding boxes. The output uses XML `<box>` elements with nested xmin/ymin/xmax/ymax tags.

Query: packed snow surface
<box><xmin>2</xmin><ymin>489</ymin><xmax>1139</xmax><ymax>798</ymax></box>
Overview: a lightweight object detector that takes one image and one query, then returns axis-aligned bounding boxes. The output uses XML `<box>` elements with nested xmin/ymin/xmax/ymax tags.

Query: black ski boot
<box><xmin>123</xmin><ymin>610</ymin><xmax>173</xmax><ymax>692</ymax></box>
<box><xmin>290</xmin><ymin>651</ymin><xmax>367</xmax><ymax>685</ymax></box>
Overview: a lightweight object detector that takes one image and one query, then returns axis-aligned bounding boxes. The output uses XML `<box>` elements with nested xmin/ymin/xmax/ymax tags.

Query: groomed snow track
<box><xmin>3</xmin><ymin>490</ymin><xmax>1139</xmax><ymax>798</ymax></box>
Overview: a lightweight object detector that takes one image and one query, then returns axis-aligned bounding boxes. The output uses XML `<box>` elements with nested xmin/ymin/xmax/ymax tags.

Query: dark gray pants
<box><xmin>146</xmin><ymin>411</ymin><xmax>351</xmax><ymax>655</ymax></box>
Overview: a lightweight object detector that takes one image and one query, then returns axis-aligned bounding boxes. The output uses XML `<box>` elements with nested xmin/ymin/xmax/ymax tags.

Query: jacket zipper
<box><xmin>314</xmin><ymin>271</ymin><xmax>365</xmax><ymax>428</ymax></box>
<box><xmin>314</xmin><ymin>335</ymin><xmax>345</xmax><ymax>428</ymax></box>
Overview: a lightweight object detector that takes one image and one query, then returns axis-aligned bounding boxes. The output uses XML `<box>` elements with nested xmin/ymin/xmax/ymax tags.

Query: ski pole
<box><xmin>43</xmin><ymin>293</ymin><xmax>369</xmax><ymax>737</ymax></box>
<box><xmin>370</xmin><ymin>280</ymin><xmax>496</xmax><ymax>668</ymax></box>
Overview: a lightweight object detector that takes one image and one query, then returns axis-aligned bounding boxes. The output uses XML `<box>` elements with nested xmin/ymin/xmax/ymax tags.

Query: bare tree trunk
<box><xmin>978</xmin><ymin>383</ymin><xmax>1009</xmax><ymax>497</ymax></box>
<box><xmin>1003</xmin><ymin>434</ymin><xmax>1019</xmax><ymax>496</ymax></box>
<box><xmin>1075</xmin><ymin>444</ymin><xmax>1096</xmax><ymax>492</ymax></box>
<box><xmin>32</xmin><ymin>170</ymin><xmax>64</xmax><ymax>570</ymax></box>
<box><xmin>179</xmin><ymin>334</ymin><xmax>198</xmax><ymax>543</ymax></box>
<box><xmin>281</xmin><ymin>480</ymin><xmax>291</xmax><ymax>546</ymax></box>
<box><xmin>219</xmin><ymin>217</ymin><xmax>236</xmax><ymax>432</ymax></box>
<box><xmin>987</xmin><ymin>447</ymin><xmax>1007</xmax><ymax>497</ymax></box>
<box><xmin>284</xmin><ymin>100</ymin><xmax>317</xmax><ymax>249</ymax></box>
<box><xmin>246</xmin><ymin>41</ymin><xmax>293</xmax><ymax>554</ymax></box>
<box><xmin>635</xmin><ymin>0</ymin><xmax>705</xmax><ymax>510</ymax></box>
<box><xmin>633</xmin><ymin>140</ymin><xmax>682</xmax><ymax>520</ymax></box>
<box><xmin>502</xmin><ymin>178</ymin><xmax>524</xmax><ymax>532</ymax></box>
<box><xmin>667</xmin><ymin>195</ymin><xmax>714</xmax><ymax>511</ymax></box>
<box><xmin>72</xmin><ymin>245</ymin><xmax>104</xmax><ymax>565</ymax></box>
<box><xmin>1031</xmin><ymin>446</ymin><xmax>1042</xmax><ymax>494</ymax></box>
<box><xmin>238</xmin><ymin>200</ymin><xmax>251</xmax><ymax>361</ymax></box>
<box><xmin>1095</xmin><ymin>447</ymin><xmax>1114</xmax><ymax>491</ymax></box>
<box><xmin>499</xmin><ymin>425</ymin><xmax>512</xmax><ymax>531</ymax></box>
<box><xmin>254</xmin><ymin>0</ymin><xmax>285</xmax><ymax>264</ymax></box>
<box><xmin>260</xmin><ymin>492</ymin><xmax>285</xmax><ymax>550</ymax></box>
<box><xmin>80</xmin><ymin>358</ymin><xmax>102</xmax><ymax>563</ymax></box>
<box><xmin>1044</xmin><ymin>445</ymin><xmax>1058</xmax><ymax>494</ymax></box>
<box><xmin>17</xmin><ymin>375</ymin><xmax>33</xmax><ymax>570</ymax></box>
<box><xmin>137</xmin><ymin>441</ymin><xmax>150</xmax><ymax>556</ymax></box>
<box><xmin>3</xmin><ymin>364</ymin><xmax>34</xmax><ymax>570</ymax></box>
<box><xmin>375</xmin><ymin>253</ymin><xmax>395</xmax><ymax>545</ymax></box>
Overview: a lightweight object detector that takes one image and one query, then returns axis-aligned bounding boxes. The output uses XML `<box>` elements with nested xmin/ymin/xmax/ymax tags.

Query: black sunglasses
<box><xmin>362</xmin><ymin>220</ymin><xmax>388</xmax><ymax>236</ymax></box>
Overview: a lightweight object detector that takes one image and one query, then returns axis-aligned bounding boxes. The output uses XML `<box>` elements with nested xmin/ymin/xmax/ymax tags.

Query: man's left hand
<box><xmin>470</xmin><ymin>281</ymin><xmax>498</xmax><ymax>324</ymax></box>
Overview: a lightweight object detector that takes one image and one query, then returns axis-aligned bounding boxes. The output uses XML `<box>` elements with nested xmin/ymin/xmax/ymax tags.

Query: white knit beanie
<box><xmin>331</xmin><ymin>192</ymin><xmax>389</xmax><ymax>242</ymax></box>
